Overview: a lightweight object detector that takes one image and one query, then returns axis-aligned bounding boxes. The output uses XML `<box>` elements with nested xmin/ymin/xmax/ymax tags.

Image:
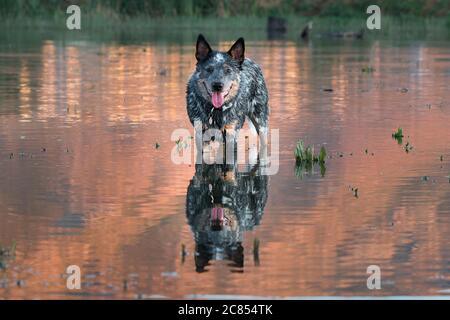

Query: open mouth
<box><xmin>203</xmin><ymin>82</ymin><xmax>232</xmax><ymax>109</ymax></box>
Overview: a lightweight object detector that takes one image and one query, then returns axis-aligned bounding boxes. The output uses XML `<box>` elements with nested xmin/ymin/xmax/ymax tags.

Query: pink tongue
<box><xmin>211</xmin><ymin>208</ymin><xmax>224</xmax><ymax>223</ymax></box>
<box><xmin>212</xmin><ymin>92</ymin><xmax>224</xmax><ymax>109</ymax></box>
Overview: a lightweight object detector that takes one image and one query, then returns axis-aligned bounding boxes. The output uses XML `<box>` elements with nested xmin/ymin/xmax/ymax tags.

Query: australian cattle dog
<box><xmin>186</xmin><ymin>34</ymin><xmax>269</xmax><ymax>161</ymax></box>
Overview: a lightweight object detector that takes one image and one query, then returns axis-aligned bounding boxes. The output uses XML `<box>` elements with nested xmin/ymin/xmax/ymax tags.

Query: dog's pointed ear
<box><xmin>227</xmin><ymin>37</ymin><xmax>245</xmax><ymax>64</ymax></box>
<box><xmin>196</xmin><ymin>34</ymin><xmax>212</xmax><ymax>62</ymax></box>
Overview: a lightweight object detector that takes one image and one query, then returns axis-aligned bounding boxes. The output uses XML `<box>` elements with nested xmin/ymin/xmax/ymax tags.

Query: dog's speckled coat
<box><xmin>186</xmin><ymin>36</ymin><xmax>269</xmax><ymax>136</ymax></box>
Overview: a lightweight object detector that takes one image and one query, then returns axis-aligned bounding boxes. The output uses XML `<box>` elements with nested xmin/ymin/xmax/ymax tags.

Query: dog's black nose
<box><xmin>211</xmin><ymin>82</ymin><xmax>224</xmax><ymax>92</ymax></box>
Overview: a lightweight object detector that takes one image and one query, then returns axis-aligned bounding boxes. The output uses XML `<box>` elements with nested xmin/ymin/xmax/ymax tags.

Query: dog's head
<box><xmin>194</xmin><ymin>34</ymin><xmax>244</xmax><ymax>110</ymax></box>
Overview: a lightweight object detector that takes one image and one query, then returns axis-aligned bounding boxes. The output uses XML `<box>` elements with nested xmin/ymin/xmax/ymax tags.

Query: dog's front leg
<box><xmin>259</xmin><ymin>126</ymin><xmax>269</xmax><ymax>166</ymax></box>
<box><xmin>224</xmin><ymin>122</ymin><xmax>239</xmax><ymax>165</ymax></box>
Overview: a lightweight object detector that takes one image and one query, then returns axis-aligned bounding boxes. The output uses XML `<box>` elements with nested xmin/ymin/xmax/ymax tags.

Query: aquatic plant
<box><xmin>295</xmin><ymin>140</ymin><xmax>313</xmax><ymax>164</ymax></box>
<box><xmin>349</xmin><ymin>186</ymin><xmax>358</xmax><ymax>198</ymax></box>
<box><xmin>253</xmin><ymin>238</ymin><xmax>260</xmax><ymax>266</ymax></box>
<box><xmin>294</xmin><ymin>140</ymin><xmax>326</xmax><ymax>165</ymax></box>
<box><xmin>392</xmin><ymin>127</ymin><xmax>404</xmax><ymax>144</ymax></box>
<box><xmin>294</xmin><ymin>141</ymin><xmax>327</xmax><ymax>178</ymax></box>
<box><xmin>175</xmin><ymin>137</ymin><xmax>189</xmax><ymax>150</ymax></box>
<box><xmin>0</xmin><ymin>241</ymin><xmax>16</xmax><ymax>269</ymax></box>
<box><xmin>318</xmin><ymin>146</ymin><xmax>327</xmax><ymax>164</ymax></box>
<box><xmin>361</xmin><ymin>66</ymin><xmax>375</xmax><ymax>73</ymax></box>
<box><xmin>392</xmin><ymin>127</ymin><xmax>404</xmax><ymax>139</ymax></box>
<box><xmin>405</xmin><ymin>142</ymin><xmax>413</xmax><ymax>153</ymax></box>
<box><xmin>181</xmin><ymin>244</ymin><xmax>187</xmax><ymax>264</ymax></box>
<box><xmin>0</xmin><ymin>241</ymin><xmax>16</xmax><ymax>257</ymax></box>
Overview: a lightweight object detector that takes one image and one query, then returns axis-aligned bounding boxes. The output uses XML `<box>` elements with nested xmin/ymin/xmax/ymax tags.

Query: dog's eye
<box><xmin>206</xmin><ymin>66</ymin><xmax>214</xmax><ymax>73</ymax></box>
<box><xmin>224</xmin><ymin>67</ymin><xmax>232</xmax><ymax>74</ymax></box>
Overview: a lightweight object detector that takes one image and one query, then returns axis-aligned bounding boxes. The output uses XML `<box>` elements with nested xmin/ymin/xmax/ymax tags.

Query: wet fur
<box><xmin>186</xmin><ymin>35</ymin><xmax>269</xmax><ymax>136</ymax></box>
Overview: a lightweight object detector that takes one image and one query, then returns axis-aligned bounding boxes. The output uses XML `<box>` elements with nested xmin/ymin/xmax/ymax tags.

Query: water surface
<box><xmin>1</xmin><ymin>30</ymin><xmax>450</xmax><ymax>299</ymax></box>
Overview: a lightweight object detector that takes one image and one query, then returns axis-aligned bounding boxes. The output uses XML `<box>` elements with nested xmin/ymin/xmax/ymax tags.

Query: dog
<box><xmin>185</xmin><ymin>162</ymin><xmax>268</xmax><ymax>273</ymax></box>
<box><xmin>186</xmin><ymin>34</ymin><xmax>269</xmax><ymax>144</ymax></box>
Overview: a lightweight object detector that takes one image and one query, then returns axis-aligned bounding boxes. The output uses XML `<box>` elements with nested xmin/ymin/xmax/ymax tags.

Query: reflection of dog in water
<box><xmin>186</xmin><ymin>163</ymin><xmax>268</xmax><ymax>273</ymax></box>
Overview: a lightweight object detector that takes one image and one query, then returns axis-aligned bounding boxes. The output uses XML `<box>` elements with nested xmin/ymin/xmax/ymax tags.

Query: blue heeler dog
<box><xmin>187</xmin><ymin>34</ymin><xmax>269</xmax><ymax>160</ymax></box>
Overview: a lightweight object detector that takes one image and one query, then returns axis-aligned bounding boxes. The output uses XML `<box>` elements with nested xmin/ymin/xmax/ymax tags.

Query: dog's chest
<box><xmin>207</xmin><ymin>108</ymin><xmax>229</xmax><ymax>128</ymax></box>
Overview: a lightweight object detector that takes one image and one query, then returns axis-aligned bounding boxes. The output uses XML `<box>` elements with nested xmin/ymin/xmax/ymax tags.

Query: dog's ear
<box><xmin>227</xmin><ymin>37</ymin><xmax>245</xmax><ymax>64</ymax></box>
<box><xmin>196</xmin><ymin>34</ymin><xmax>212</xmax><ymax>62</ymax></box>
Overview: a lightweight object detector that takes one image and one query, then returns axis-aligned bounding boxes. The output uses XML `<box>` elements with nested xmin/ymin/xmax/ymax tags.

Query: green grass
<box><xmin>295</xmin><ymin>140</ymin><xmax>326</xmax><ymax>164</ymax></box>
<box><xmin>294</xmin><ymin>140</ymin><xmax>327</xmax><ymax>178</ymax></box>
<box><xmin>0</xmin><ymin>12</ymin><xmax>449</xmax><ymax>40</ymax></box>
<box><xmin>1</xmin><ymin>0</ymin><xmax>448</xmax><ymax>18</ymax></box>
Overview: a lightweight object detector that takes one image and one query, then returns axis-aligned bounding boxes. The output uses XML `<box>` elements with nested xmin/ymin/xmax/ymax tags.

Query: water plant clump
<box><xmin>0</xmin><ymin>241</ymin><xmax>16</xmax><ymax>257</ymax></box>
<box><xmin>294</xmin><ymin>140</ymin><xmax>327</xmax><ymax>165</ymax></box>
<box><xmin>361</xmin><ymin>66</ymin><xmax>375</xmax><ymax>73</ymax></box>
<box><xmin>392</xmin><ymin>127</ymin><xmax>404</xmax><ymax>144</ymax></box>
<box><xmin>294</xmin><ymin>140</ymin><xmax>327</xmax><ymax>178</ymax></box>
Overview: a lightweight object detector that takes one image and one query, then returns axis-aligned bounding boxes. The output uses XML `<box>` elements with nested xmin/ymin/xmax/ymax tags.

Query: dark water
<box><xmin>1</xmin><ymin>30</ymin><xmax>450</xmax><ymax>299</ymax></box>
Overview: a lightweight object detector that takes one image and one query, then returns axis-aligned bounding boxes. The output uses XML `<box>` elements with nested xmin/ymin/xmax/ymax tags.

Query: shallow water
<box><xmin>0</xmin><ymin>30</ymin><xmax>450</xmax><ymax>299</ymax></box>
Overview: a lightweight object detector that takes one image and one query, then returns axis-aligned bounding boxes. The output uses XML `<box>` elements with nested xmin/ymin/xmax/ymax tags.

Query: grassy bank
<box><xmin>0</xmin><ymin>0</ymin><xmax>449</xmax><ymax>18</ymax></box>
<box><xmin>1</xmin><ymin>12</ymin><xmax>449</xmax><ymax>40</ymax></box>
